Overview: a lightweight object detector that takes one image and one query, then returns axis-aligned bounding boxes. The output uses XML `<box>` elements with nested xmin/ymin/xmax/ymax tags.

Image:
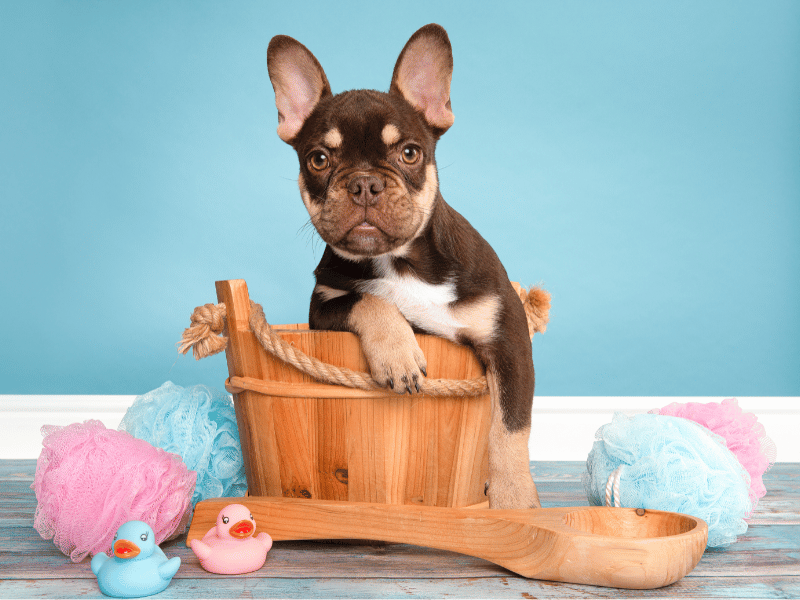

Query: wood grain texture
<box><xmin>2</xmin><ymin>461</ymin><xmax>798</xmax><ymax>598</ymax></box>
<box><xmin>2</xmin><ymin>577</ymin><xmax>800</xmax><ymax>599</ymax></box>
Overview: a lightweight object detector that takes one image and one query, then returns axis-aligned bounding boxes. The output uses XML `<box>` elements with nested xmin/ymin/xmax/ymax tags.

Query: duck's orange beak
<box><xmin>113</xmin><ymin>539</ymin><xmax>141</xmax><ymax>559</ymax></box>
<box><xmin>230</xmin><ymin>520</ymin><xmax>254</xmax><ymax>539</ymax></box>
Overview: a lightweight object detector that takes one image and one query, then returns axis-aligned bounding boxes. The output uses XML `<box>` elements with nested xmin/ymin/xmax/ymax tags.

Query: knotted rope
<box><xmin>178</xmin><ymin>284</ymin><xmax>550</xmax><ymax>397</ymax></box>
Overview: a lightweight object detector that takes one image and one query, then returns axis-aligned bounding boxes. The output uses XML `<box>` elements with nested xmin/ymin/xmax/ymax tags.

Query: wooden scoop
<box><xmin>188</xmin><ymin>497</ymin><xmax>707</xmax><ymax>589</ymax></box>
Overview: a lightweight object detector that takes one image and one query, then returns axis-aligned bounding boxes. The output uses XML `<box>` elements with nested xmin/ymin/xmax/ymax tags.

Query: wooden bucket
<box><xmin>217</xmin><ymin>279</ymin><xmax>490</xmax><ymax>508</ymax></box>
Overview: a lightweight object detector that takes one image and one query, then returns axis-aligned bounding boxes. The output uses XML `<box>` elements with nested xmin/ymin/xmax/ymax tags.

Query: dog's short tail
<box><xmin>510</xmin><ymin>282</ymin><xmax>551</xmax><ymax>339</ymax></box>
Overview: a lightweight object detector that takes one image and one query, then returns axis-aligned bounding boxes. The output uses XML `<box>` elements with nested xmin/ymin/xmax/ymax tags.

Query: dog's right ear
<box><xmin>267</xmin><ymin>35</ymin><xmax>332</xmax><ymax>144</ymax></box>
<box><xmin>390</xmin><ymin>24</ymin><xmax>454</xmax><ymax>135</ymax></box>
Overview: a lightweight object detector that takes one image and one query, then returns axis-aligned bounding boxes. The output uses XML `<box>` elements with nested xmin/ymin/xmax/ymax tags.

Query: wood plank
<box><xmin>7</xmin><ymin>463</ymin><xmax>798</xmax><ymax>515</ymax></box>
<box><xmin>271</xmin><ymin>396</ymin><xmax>317</xmax><ymax>499</ymax></box>
<box><xmin>1</xmin><ymin>576</ymin><xmax>798</xmax><ymax>599</ymax></box>
<box><xmin>346</xmin><ymin>395</ymin><xmax>385</xmax><ymax>504</ymax></box>
<box><xmin>8</xmin><ymin>478</ymin><xmax>797</xmax><ymax>518</ymax></box>
<box><xmin>6</xmin><ymin>524</ymin><xmax>798</xmax><ymax>580</ymax></box>
<box><xmin>406</xmin><ymin>394</ymin><xmax>435</xmax><ymax>505</ymax></box>
<box><xmin>0</xmin><ymin>460</ymin><xmax>37</xmax><ymax>480</ymax></box>
<box><xmin>315</xmin><ymin>397</ymin><xmax>349</xmax><ymax>501</ymax></box>
<box><xmin>0</xmin><ymin>538</ymin><xmax>506</xmax><ymax>580</ymax></box>
<box><xmin>8</xmin><ymin>463</ymin><xmax>798</xmax><ymax>520</ymax></box>
<box><xmin>381</xmin><ymin>395</ymin><xmax>411</xmax><ymax>506</ymax></box>
<box><xmin>239</xmin><ymin>390</ymin><xmax>284</xmax><ymax>497</ymax></box>
<box><xmin>6</xmin><ymin>459</ymin><xmax>797</xmax><ymax>483</ymax></box>
<box><xmin>215</xmin><ymin>279</ymin><xmax>264</xmax><ymax>383</ymax></box>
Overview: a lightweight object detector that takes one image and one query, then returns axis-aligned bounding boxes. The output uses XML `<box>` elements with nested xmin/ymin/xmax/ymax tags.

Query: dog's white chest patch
<box><xmin>358</xmin><ymin>258</ymin><xmax>463</xmax><ymax>341</ymax></box>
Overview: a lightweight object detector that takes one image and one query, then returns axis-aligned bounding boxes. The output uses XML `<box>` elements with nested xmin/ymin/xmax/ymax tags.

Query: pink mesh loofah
<box><xmin>31</xmin><ymin>420</ymin><xmax>197</xmax><ymax>562</ymax></box>
<box><xmin>654</xmin><ymin>398</ymin><xmax>776</xmax><ymax>512</ymax></box>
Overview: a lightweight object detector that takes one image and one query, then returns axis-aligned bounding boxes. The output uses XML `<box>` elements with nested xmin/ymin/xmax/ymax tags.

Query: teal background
<box><xmin>1</xmin><ymin>1</ymin><xmax>798</xmax><ymax>396</ymax></box>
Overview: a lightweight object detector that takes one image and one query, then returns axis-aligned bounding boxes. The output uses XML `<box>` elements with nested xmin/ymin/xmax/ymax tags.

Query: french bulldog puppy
<box><xmin>267</xmin><ymin>24</ymin><xmax>540</xmax><ymax>509</ymax></box>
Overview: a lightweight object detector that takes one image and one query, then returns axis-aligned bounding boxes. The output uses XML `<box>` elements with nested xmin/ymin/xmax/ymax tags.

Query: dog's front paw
<box><xmin>348</xmin><ymin>294</ymin><xmax>427</xmax><ymax>394</ymax></box>
<box><xmin>361</xmin><ymin>324</ymin><xmax>427</xmax><ymax>394</ymax></box>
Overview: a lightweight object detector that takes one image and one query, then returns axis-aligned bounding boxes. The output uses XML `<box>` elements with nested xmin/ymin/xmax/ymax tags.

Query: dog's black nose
<box><xmin>347</xmin><ymin>175</ymin><xmax>384</xmax><ymax>206</ymax></box>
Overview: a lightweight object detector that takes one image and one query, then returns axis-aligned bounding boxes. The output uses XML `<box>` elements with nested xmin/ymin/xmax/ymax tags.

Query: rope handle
<box><xmin>178</xmin><ymin>283</ymin><xmax>550</xmax><ymax>398</ymax></box>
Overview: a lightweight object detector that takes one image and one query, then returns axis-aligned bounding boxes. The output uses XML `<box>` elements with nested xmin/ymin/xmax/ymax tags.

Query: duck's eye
<box><xmin>308</xmin><ymin>152</ymin><xmax>329</xmax><ymax>171</ymax></box>
<box><xmin>401</xmin><ymin>145</ymin><xmax>421</xmax><ymax>165</ymax></box>
<box><xmin>140</xmin><ymin>533</ymin><xmax>148</xmax><ymax>542</ymax></box>
<box><xmin>222</xmin><ymin>516</ymin><xmax>229</xmax><ymax>524</ymax></box>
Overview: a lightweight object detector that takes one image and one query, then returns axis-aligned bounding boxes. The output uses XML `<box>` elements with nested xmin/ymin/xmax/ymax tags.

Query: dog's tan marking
<box><xmin>381</xmin><ymin>123</ymin><xmax>401</xmax><ymax>146</ymax></box>
<box><xmin>347</xmin><ymin>293</ymin><xmax>426</xmax><ymax>393</ymax></box>
<box><xmin>315</xmin><ymin>284</ymin><xmax>349</xmax><ymax>302</ymax></box>
<box><xmin>330</xmin><ymin>246</ymin><xmax>369</xmax><ymax>263</ymax></box>
<box><xmin>323</xmin><ymin>127</ymin><xmax>343</xmax><ymax>148</ymax></box>
<box><xmin>453</xmin><ymin>294</ymin><xmax>500</xmax><ymax>345</ymax></box>
<box><xmin>485</xmin><ymin>370</ymin><xmax>540</xmax><ymax>509</ymax></box>
<box><xmin>389</xmin><ymin>164</ymin><xmax>438</xmax><ymax>258</ymax></box>
<box><xmin>298</xmin><ymin>173</ymin><xmax>322</xmax><ymax>222</ymax></box>
<box><xmin>417</xmin><ymin>164</ymin><xmax>438</xmax><ymax>216</ymax></box>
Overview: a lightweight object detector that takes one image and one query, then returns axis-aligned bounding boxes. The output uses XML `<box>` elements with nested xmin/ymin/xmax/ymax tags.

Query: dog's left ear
<box><xmin>267</xmin><ymin>35</ymin><xmax>332</xmax><ymax>144</ymax></box>
<box><xmin>390</xmin><ymin>24</ymin><xmax>454</xmax><ymax>134</ymax></box>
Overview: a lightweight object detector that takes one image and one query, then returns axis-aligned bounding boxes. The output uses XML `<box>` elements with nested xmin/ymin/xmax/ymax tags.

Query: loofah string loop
<box><xmin>178</xmin><ymin>283</ymin><xmax>548</xmax><ymax>397</ymax></box>
<box><xmin>605</xmin><ymin>466</ymin><xmax>623</xmax><ymax>508</ymax></box>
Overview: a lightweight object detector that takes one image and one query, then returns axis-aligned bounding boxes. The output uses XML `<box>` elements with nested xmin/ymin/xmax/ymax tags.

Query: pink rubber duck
<box><xmin>188</xmin><ymin>504</ymin><xmax>273</xmax><ymax>574</ymax></box>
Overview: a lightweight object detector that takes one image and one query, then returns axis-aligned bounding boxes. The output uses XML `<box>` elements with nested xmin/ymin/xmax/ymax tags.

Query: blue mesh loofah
<box><xmin>119</xmin><ymin>382</ymin><xmax>247</xmax><ymax>505</ymax></box>
<box><xmin>583</xmin><ymin>413</ymin><xmax>752</xmax><ymax>547</ymax></box>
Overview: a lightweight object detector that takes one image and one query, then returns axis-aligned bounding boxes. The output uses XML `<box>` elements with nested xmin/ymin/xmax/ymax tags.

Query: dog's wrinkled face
<box><xmin>297</xmin><ymin>92</ymin><xmax>438</xmax><ymax>258</ymax></box>
<box><xmin>267</xmin><ymin>25</ymin><xmax>454</xmax><ymax>259</ymax></box>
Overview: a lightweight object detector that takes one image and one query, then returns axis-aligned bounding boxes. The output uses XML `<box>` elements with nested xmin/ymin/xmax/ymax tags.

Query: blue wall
<box><xmin>2</xmin><ymin>1</ymin><xmax>798</xmax><ymax>396</ymax></box>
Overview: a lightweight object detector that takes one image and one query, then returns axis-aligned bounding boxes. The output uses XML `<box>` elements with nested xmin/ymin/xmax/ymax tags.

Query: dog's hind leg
<box><xmin>484</xmin><ymin>369</ymin><xmax>541</xmax><ymax>509</ymax></box>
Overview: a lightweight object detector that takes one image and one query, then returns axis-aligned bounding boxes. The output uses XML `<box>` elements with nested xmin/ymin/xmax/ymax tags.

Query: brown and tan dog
<box><xmin>267</xmin><ymin>24</ymin><xmax>540</xmax><ymax>509</ymax></box>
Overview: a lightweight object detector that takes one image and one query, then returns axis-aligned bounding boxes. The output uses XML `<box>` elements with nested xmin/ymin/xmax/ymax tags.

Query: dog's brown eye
<box><xmin>401</xmin><ymin>146</ymin><xmax>421</xmax><ymax>165</ymax></box>
<box><xmin>308</xmin><ymin>152</ymin><xmax>329</xmax><ymax>171</ymax></box>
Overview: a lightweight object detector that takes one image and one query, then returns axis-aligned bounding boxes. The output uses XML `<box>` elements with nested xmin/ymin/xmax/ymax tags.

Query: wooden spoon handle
<box><xmin>187</xmin><ymin>497</ymin><xmax>707</xmax><ymax>589</ymax></box>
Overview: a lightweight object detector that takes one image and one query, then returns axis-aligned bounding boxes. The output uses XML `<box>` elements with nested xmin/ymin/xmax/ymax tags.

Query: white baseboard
<box><xmin>2</xmin><ymin>395</ymin><xmax>797</xmax><ymax>462</ymax></box>
<box><xmin>527</xmin><ymin>396</ymin><xmax>798</xmax><ymax>462</ymax></box>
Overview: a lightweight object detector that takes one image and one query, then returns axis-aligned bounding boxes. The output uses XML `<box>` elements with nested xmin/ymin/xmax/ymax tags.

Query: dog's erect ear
<box><xmin>390</xmin><ymin>24</ymin><xmax>454</xmax><ymax>134</ymax></box>
<box><xmin>267</xmin><ymin>35</ymin><xmax>332</xmax><ymax>144</ymax></box>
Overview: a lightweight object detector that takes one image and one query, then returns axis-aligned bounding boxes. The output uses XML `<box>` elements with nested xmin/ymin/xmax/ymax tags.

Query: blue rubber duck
<box><xmin>91</xmin><ymin>521</ymin><xmax>181</xmax><ymax>598</ymax></box>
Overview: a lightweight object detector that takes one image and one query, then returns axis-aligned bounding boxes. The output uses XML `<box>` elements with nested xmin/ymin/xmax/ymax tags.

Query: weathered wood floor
<box><xmin>2</xmin><ymin>460</ymin><xmax>797</xmax><ymax>599</ymax></box>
